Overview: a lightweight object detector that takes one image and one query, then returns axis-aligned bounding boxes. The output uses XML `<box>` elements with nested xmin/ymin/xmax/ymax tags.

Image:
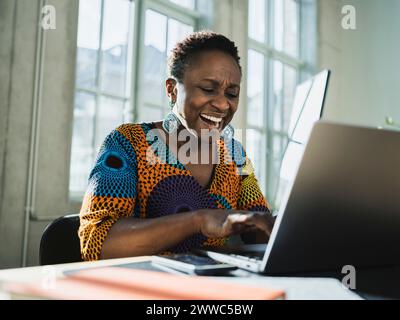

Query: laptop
<box><xmin>198</xmin><ymin>121</ymin><xmax>400</xmax><ymax>275</ymax></box>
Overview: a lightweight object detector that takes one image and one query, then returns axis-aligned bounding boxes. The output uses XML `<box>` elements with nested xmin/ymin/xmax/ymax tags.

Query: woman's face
<box><xmin>167</xmin><ymin>50</ymin><xmax>241</xmax><ymax>138</ymax></box>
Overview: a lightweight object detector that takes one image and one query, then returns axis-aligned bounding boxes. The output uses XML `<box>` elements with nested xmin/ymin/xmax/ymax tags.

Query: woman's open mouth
<box><xmin>199</xmin><ymin>114</ymin><xmax>224</xmax><ymax>130</ymax></box>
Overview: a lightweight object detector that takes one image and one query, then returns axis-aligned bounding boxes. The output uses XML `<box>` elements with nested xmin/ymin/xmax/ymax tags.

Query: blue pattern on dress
<box><xmin>141</xmin><ymin>122</ymin><xmax>186</xmax><ymax>170</ymax></box>
<box><xmin>88</xmin><ymin>130</ymin><xmax>138</xmax><ymax>199</ymax></box>
<box><xmin>210</xmin><ymin>193</ymin><xmax>232</xmax><ymax>209</ymax></box>
<box><xmin>223</xmin><ymin>137</ymin><xmax>246</xmax><ymax>168</ymax></box>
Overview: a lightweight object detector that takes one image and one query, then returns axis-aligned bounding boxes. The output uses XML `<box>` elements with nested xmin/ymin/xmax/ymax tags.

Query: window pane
<box><xmin>284</xmin><ymin>0</ymin><xmax>299</xmax><ymax>57</ymax></box>
<box><xmin>139</xmin><ymin>105</ymin><xmax>165</xmax><ymax>123</ymax></box>
<box><xmin>70</xmin><ymin>92</ymin><xmax>96</xmax><ymax>194</ymax></box>
<box><xmin>300</xmin><ymin>0</ymin><xmax>317</xmax><ymax>66</ymax></box>
<box><xmin>273</xmin><ymin>61</ymin><xmax>283</xmax><ymax>131</ymax></box>
<box><xmin>272</xmin><ymin>133</ymin><xmax>284</xmax><ymax>161</ymax></box>
<box><xmin>248</xmin><ymin>0</ymin><xmax>266</xmax><ymax>42</ymax></box>
<box><xmin>282</xmin><ymin>65</ymin><xmax>298</xmax><ymax>132</ymax></box>
<box><xmin>144</xmin><ymin>10</ymin><xmax>168</xmax><ymax>106</ymax></box>
<box><xmin>145</xmin><ymin>10</ymin><xmax>167</xmax><ymax>52</ymax></box>
<box><xmin>247</xmin><ymin>50</ymin><xmax>265</xmax><ymax>127</ymax></box>
<box><xmin>100</xmin><ymin>0</ymin><xmax>132</xmax><ymax>96</ymax></box>
<box><xmin>95</xmin><ymin>97</ymin><xmax>125</xmax><ymax>152</ymax></box>
<box><xmin>274</xmin><ymin>0</ymin><xmax>284</xmax><ymax>52</ymax></box>
<box><xmin>273</xmin><ymin>62</ymin><xmax>297</xmax><ymax>132</ymax></box>
<box><xmin>75</xmin><ymin>0</ymin><xmax>101</xmax><ymax>89</ymax></box>
<box><xmin>169</xmin><ymin>0</ymin><xmax>195</xmax><ymax>10</ymax></box>
<box><xmin>167</xmin><ymin>19</ymin><xmax>194</xmax><ymax>55</ymax></box>
<box><xmin>274</xmin><ymin>0</ymin><xmax>299</xmax><ymax>57</ymax></box>
<box><xmin>267</xmin><ymin>133</ymin><xmax>286</xmax><ymax>207</ymax></box>
<box><xmin>246</xmin><ymin>129</ymin><xmax>267</xmax><ymax>195</ymax></box>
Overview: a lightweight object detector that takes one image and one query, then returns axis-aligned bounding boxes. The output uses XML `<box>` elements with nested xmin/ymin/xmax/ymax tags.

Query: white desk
<box><xmin>0</xmin><ymin>257</ymin><xmax>362</xmax><ymax>300</ymax></box>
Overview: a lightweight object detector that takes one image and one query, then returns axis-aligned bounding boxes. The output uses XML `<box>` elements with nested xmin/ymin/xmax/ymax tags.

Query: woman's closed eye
<box><xmin>200</xmin><ymin>87</ymin><xmax>238</xmax><ymax>98</ymax></box>
<box><xmin>226</xmin><ymin>92</ymin><xmax>239</xmax><ymax>99</ymax></box>
<box><xmin>200</xmin><ymin>87</ymin><xmax>214</xmax><ymax>93</ymax></box>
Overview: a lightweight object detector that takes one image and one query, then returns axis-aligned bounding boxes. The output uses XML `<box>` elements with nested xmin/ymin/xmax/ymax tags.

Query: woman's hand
<box><xmin>195</xmin><ymin>209</ymin><xmax>274</xmax><ymax>238</ymax></box>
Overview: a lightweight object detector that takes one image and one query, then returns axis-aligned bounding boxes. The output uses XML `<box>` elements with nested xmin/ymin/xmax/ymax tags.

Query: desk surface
<box><xmin>0</xmin><ymin>257</ymin><xmax>362</xmax><ymax>300</ymax></box>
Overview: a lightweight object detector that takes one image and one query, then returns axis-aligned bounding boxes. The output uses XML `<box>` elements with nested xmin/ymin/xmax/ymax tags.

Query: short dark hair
<box><xmin>168</xmin><ymin>30</ymin><xmax>242</xmax><ymax>83</ymax></box>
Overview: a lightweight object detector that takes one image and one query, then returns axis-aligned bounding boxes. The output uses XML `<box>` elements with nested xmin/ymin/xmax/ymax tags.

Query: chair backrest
<box><xmin>39</xmin><ymin>214</ymin><xmax>83</xmax><ymax>265</ymax></box>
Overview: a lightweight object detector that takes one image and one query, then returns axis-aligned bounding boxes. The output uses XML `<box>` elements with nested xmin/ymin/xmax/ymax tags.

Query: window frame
<box><xmin>246</xmin><ymin>0</ymin><xmax>316</xmax><ymax>206</ymax></box>
<box><xmin>70</xmin><ymin>0</ymin><xmax>204</xmax><ymax>200</ymax></box>
<box><xmin>134</xmin><ymin>0</ymin><xmax>200</xmax><ymax>122</ymax></box>
<box><xmin>71</xmin><ymin>0</ymin><xmax>136</xmax><ymax>200</ymax></box>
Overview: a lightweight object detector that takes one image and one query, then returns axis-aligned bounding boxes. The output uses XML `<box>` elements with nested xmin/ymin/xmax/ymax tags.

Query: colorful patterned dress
<box><xmin>79</xmin><ymin>122</ymin><xmax>270</xmax><ymax>261</ymax></box>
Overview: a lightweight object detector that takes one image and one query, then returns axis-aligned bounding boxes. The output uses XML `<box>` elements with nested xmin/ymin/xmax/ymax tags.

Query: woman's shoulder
<box><xmin>113</xmin><ymin>122</ymin><xmax>157</xmax><ymax>141</ymax></box>
<box><xmin>221</xmin><ymin>137</ymin><xmax>247</xmax><ymax>166</ymax></box>
<box><xmin>114</xmin><ymin>121</ymin><xmax>152</xmax><ymax>134</ymax></box>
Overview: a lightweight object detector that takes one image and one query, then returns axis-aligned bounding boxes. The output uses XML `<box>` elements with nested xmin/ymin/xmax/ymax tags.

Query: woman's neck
<box><xmin>154</xmin><ymin>122</ymin><xmax>218</xmax><ymax>166</ymax></box>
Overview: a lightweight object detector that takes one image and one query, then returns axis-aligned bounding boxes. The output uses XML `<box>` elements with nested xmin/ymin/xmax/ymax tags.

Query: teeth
<box><xmin>201</xmin><ymin>114</ymin><xmax>223</xmax><ymax>123</ymax></box>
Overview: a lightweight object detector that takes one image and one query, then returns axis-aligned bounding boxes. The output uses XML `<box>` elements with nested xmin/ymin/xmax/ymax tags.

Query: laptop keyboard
<box><xmin>229</xmin><ymin>253</ymin><xmax>263</xmax><ymax>263</ymax></box>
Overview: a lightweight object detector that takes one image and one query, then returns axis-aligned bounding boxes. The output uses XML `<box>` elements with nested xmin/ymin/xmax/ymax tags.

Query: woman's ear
<box><xmin>166</xmin><ymin>78</ymin><xmax>177</xmax><ymax>102</ymax></box>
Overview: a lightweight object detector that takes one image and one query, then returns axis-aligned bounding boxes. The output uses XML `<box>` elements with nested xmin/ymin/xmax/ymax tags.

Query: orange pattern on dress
<box><xmin>79</xmin><ymin>123</ymin><xmax>270</xmax><ymax>261</ymax></box>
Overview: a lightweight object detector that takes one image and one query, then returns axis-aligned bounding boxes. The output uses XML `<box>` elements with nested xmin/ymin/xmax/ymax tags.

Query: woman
<box><xmin>79</xmin><ymin>31</ymin><xmax>274</xmax><ymax>261</ymax></box>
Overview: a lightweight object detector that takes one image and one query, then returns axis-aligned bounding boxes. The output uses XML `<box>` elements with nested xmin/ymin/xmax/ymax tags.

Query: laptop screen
<box><xmin>273</xmin><ymin>70</ymin><xmax>330</xmax><ymax>212</ymax></box>
<box><xmin>291</xmin><ymin>70</ymin><xmax>330</xmax><ymax>144</ymax></box>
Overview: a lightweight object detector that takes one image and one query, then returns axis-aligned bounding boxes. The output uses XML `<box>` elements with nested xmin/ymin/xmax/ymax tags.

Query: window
<box><xmin>70</xmin><ymin>0</ymin><xmax>315</xmax><ymax>202</ymax></box>
<box><xmin>70</xmin><ymin>0</ymin><xmax>204</xmax><ymax>197</ymax></box>
<box><xmin>247</xmin><ymin>0</ymin><xmax>316</xmax><ymax>208</ymax></box>
<box><xmin>70</xmin><ymin>0</ymin><xmax>134</xmax><ymax>197</ymax></box>
<box><xmin>138</xmin><ymin>3</ymin><xmax>196</xmax><ymax>122</ymax></box>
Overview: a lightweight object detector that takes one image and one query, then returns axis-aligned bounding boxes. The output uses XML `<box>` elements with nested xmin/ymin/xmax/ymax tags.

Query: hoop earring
<box><xmin>221</xmin><ymin>124</ymin><xmax>234</xmax><ymax>140</ymax></box>
<box><xmin>162</xmin><ymin>101</ymin><xmax>181</xmax><ymax>134</ymax></box>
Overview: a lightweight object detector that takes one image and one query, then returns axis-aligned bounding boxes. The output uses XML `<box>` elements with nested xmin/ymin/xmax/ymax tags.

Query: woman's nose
<box><xmin>211</xmin><ymin>94</ymin><xmax>229</xmax><ymax>112</ymax></box>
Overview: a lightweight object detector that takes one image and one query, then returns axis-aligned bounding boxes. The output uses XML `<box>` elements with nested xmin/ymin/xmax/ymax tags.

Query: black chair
<box><xmin>39</xmin><ymin>214</ymin><xmax>83</xmax><ymax>265</ymax></box>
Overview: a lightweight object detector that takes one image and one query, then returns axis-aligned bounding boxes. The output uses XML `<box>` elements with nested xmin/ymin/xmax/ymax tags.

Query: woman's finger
<box><xmin>242</xmin><ymin>214</ymin><xmax>272</xmax><ymax>235</ymax></box>
<box><xmin>227</xmin><ymin>213</ymin><xmax>273</xmax><ymax>235</ymax></box>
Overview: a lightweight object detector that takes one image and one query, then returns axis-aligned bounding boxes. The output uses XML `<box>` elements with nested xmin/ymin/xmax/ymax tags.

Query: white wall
<box><xmin>0</xmin><ymin>0</ymin><xmax>42</xmax><ymax>268</ymax></box>
<box><xmin>319</xmin><ymin>0</ymin><xmax>400</xmax><ymax>129</ymax></box>
<box><xmin>0</xmin><ymin>0</ymin><xmax>79</xmax><ymax>268</ymax></box>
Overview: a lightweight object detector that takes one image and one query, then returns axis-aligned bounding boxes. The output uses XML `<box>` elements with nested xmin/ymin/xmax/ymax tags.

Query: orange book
<box><xmin>4</xmin><ymin>267</ymin><xmax>285</xmax><ymax>300</ymax></box>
